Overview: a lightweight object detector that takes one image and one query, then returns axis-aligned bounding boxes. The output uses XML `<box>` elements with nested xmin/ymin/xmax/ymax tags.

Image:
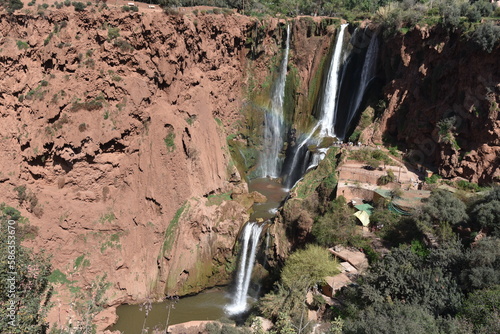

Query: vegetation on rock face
<box><xmin>312</xmin><ymin>196</ymin><xmax>358</xmax><ymax>247</ymax></box>
<box><xmin>0</xmin><ymin>204</ymin><xmax>52</xmax><ymax>334</ymax></box>
<box><xmin>259</xmin><ymin>245</ymin><xmax>339</xmax><ymax>321</ymax></box>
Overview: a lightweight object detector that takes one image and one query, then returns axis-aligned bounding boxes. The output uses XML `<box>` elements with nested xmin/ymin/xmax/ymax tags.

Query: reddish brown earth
<box><xmin>367</xmin><ymin>25</ymin><xmax>500</xmax><ymax>184</ymax></box>
<box><xmin>0</xmin><ymin>6</ymin><xmax>256</xmax><ymax>329</ymax></box>
<box><xmin>0</xmin><ymin>4</ymin><xmax>337</xmax><ymax>330</ymax></box>
<box><xmin>2</xmin><ymin>2</ymin><xmax>497</xmax><ymax>331</ymax></box>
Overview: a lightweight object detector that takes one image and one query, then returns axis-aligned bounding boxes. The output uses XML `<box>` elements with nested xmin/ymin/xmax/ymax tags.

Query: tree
<box><xmin>259</xmin><ymin>245</ymin><xmax>339</xmax><ymax>320</ymax></box>
<box><xmin>312</xmin><ymin>196</ymin><xmax>357</xmax><ymax>247</ymax></box>
<box><xmin>281</xmin><ymin>244</ymin><xmax>339</xmax><ymax>292</ymax></box>
<box><xmin>460</xmin><ymin>237</ymin><xmax>500</xmax><ymax>291</ymax></box>
<box><xmin>470</xmin><ymin>187</ymin><xmax>500</xmax><ymax>236</ymax></box>
<box><xmin>418</xmin><ymin>189</ymin><xmax>468</xmax><ymax>226</ymax></box>
<box><xmin>343</xmin><ymin>303</ymin><xmax>447</xmax><ymax>334</ymax></box>
<box><xmin>346</xmin><ymin>245</ymin><xmax>464</xmax><ymax>316</ymax></box>
<box><xmin>460</xmin><ymin>285</ymin><xmax>500</xmax><ymax>330</ymax></box>
<box><xmin>471</xmin><ymin>21</ymin><xmax>500</xmax><ymax>53</ymax></box>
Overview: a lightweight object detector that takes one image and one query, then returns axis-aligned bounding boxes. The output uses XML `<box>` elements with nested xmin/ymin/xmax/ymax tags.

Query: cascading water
<box><xmin>225</xmin><ymin>24</ymin><xmax>379</xmax><ymax>317</ymax></box>
<box><xmin>344</xmin><ymin>33</ymin><xmax>379</xmax><ymax>138</ymax></box>
<box><xmin>318</xmin><ymin>23</ymin><xmax>349</xmax><ymax>138</ymax></box>
<box><xmin>225</xmin><ymin>222</ymin><xmax>264</xmax><ymax>315</ymax></box>
<box><xmin>282</xmin><ymin>24</ymin><xmax>348</xmax><ymax>189</ymax></box>
<box><xmin>259</xmin><ymin>24</ymin><xmax>291</xmax><ymax>178</ymax></box>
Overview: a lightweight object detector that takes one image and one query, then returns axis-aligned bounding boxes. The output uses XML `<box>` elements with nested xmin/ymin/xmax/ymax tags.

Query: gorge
<box><xmin>0</xmin><ymin>3</ymin><xmax>499</xmax><ymax>333</ymax></box>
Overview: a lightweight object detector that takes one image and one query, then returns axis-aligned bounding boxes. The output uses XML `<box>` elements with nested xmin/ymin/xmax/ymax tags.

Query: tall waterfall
<box><xmin>282</xmin><ymin>24</ymin><xmax>347</xmax><ymax>189</ymax></box>
<box><xmin>318</xmin><ymin>23</ymin><xmax>348</xmax><ymax>138</ymax></box>
<box><xmin>259</xmin><ymin>24</ymin><xmax>291</xmax><ymax>178</ymax></box>
<box><xmin>225</xmin><ymin>222</ymin><xmax>264</xmax><ymax>315</ymax></box>
<box><xmin>344</xmin><ymin>33</ymin><xmax>379</xmax><ymax>138</ymax></box>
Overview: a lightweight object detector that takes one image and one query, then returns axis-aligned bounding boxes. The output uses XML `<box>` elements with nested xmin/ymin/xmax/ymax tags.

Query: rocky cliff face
<box><xmin>0</xmin><ymin>8</ymin><xmax>259</xmax><ymax>322</ymax></box>
<box><xmin>0</xmin><ymin>6</ymin><xmax>338</xmax><ymax>328</ymax></box>
<box><xmin>370</xmin><ymin>26</ymin><xmax>500</xmax><ymax>184</ymax></box>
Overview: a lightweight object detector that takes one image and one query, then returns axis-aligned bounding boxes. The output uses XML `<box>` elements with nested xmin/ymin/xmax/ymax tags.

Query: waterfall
<box><xmin>318</xmin><ymin>23</ymin><xmax>348</xmax><ymax>138</ymax></box>
<box><xmin>260</xmin><ymin>24</ymin><xmax>291</xmax><ymax>178</ymax></box>
<box><xmin>282</xmin><ymin>24</ymin><xmax>347</xmax><ymax>189</ymax></box>
<box><xmin>344</xmin><ymin>33</ymin><xmax>379</xmax><ymax>137</ymax></box>
<box><xmin>225</xmin><ymin>222</ymin><xmax>264</xmax><ymax>315</ymax></box>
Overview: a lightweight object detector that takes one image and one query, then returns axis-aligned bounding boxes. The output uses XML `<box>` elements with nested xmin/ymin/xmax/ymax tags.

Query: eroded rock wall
<box><xmin>0</xmin><ymin>9</ymin><xmax>257</xmax><ymax>314</ymax></box>
<box><xmin>370</xmin><ymin>26</ymin><xmax>500</xmax><ymax>184</ymax></box>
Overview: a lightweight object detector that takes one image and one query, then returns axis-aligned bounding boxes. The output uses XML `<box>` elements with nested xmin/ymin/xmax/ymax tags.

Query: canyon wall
<box><xmin>0</xmin><ymin>7</ymin><xmax>336</xmax><ymax>328</ymax></box>
<box><xmin>368</xmin><ymin>26</ymin><xmax>499</xmax><ymax>184</ymax></box>
<box><xmin>1</xmin><ymin>4</ymin><xmax>498</xmax><ymax>330</ymax></box>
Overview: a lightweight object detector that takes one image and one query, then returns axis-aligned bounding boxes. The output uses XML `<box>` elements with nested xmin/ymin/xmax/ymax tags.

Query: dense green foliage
<box><xmin>281</xmin><ymin>244</ymin><xmax>339</xmax><ymax>291</ymax></box>
<box><xmin>259</xmin><ymin>245</ymin><xmax>339</xmax><ymax>321</ymax></box>
<box><xmin>312</xmin><ymin>196</ymin><xmax>358</xmax><ymax>247</ymax></box>
<box><xmin>459</xmin><ymin>285</ymin><xmax>500</xmax><ymax>333</ymax></box>
<box><xmin>328</xmin><ymin>188</ymin><xmax>500</xmax><ymax>333</ymax></box>
<box><xmin>265</xmin><ymin>181</ymin><xmax>500</xmax><ymax>333</ymax></box>
<box><xmin>0</xmin><ymin>0</ymin><xmax>23</xmax><ymax>12</ymax></box>
<box><xmin>0</xmin><ymin>204</ymin><xmax>52</xmax><ymax>334</ymax></box>
<box><xmin>343</xmin><ymin>302</ymin><xmax>469</xmax><ymax>334</ymax></box>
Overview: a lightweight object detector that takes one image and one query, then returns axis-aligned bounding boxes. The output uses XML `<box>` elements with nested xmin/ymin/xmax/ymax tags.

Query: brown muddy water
<box><xmin>110</xmin><ymin>289</ymin><xmax>229</xmax><ymax>333</ymax></box>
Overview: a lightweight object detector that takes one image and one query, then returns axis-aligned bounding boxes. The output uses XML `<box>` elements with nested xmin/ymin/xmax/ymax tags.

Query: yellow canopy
<box><xmin>354</xmin><ymin>210</ymin><xmax>370</xmax><ymax>227</ymax></box>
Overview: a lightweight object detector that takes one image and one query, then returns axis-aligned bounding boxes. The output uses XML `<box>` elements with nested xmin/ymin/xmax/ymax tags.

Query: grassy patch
<box><xmin>100</xmin><ymin>233</ymin><xmax>122</xmax><ymax>253</ymax></box>
<box><xmin>98</xmin><ymin>212</ymin><xmax>116</xmax><ymax>224</ymax></box>
<box><xmin>16</xmin><ymin>40</ymin><xmax>29</xmax><ymax>50</ymax></box>
<box><xmin>164</xmin><ymin>133</ymin><xmax>175</xmax><ymax>152</ymax></box>
<box><xmin>206</xmin><ymin>192</ymin><xmax>232</xmax><ymax>206</ymax></box>
<box><xmin>160</xmin><ymin>202</ymin><xmax>189</xmax><ymax>256</ymax></box>
<box><xmin>48</xmin><ymin>269</ymin><xmax>74</xmax><ymax>284</ymax></box>
<box><xmin>73</xmin><ymin>254</ymin><xmax>90</xmax><ymax>270</ymax></box>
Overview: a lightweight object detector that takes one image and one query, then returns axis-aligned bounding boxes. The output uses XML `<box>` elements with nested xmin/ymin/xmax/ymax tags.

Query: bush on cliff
<box><xmin>0</xmin><ymin>204</ymin><xmax>52</xmax><ymax>334</ymax></box>
<box><xmin>1</xmin><ymin>0</ymin><xmax>23</xmax><ymax>12</ymax></box>
<box><xmin>471</xmin><ymin>21</ymin><xmax>500</xmax><ymax>53</ymax></box>
<box><xmin>259</xmin><ymin>245</ymin><xmax>339</xmax><ymax>320</ymax></box>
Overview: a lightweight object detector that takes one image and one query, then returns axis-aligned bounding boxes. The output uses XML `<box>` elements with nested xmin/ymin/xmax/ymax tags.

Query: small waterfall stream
<box><xmin>225</xmin><ymin>222</ymin><xmax>264</xmax><ymax>315</ymax></box>
<box><xmin>259</xmin><ymin>24</ymin><xmax>291</xmax><ymax>178</ymax></box>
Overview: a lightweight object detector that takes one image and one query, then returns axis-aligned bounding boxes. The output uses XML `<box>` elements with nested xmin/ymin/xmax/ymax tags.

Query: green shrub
<box><xmin>473</xmin><ymin>0</ymin><xmax>494</xmax><ymax>17</ymax></box>
<box><xmin>107</xmin><ymin>27</ymin><xmax>120</xmax><ymax>40</ymax></box>
<box><xmin>64</xmin><ymin>0</ymin><xmax>70</xmax><ymax>5</ymax></box>
<box><xmin>113</xmin><ymin>38</ymin><xmax>134</xmax><ymax>52</ymax></box>
<box><xmin>312</xmin><ymin>196</ymin><xmax>357</xmax><ymax>247</ymax></box>
<box><xmin>466</xmin><ymin>6</ymin><xmax>482</xmax><ymax>23</ymax></box>
<box><xmin>72</xmin><ymin>1</ymin><xmax>86</xmax><ymax>11</ymax></box>
<box><xmin>164</xmin><ymin>133</ymin><xmax>175</xmax><ymax>152</ymax></box>
<box><xmin>5</xmin><ymin>0</ymin><xmax>24</xmax><ymax>11</ymax></box>
<box><xmin>16</xmin><ymin>40</ymin><xmax>29</xmax><ymax>50</ymax></box>
<box><xmin>471</xmin><ymin>21</ymin><xmax>500</xmax><ymax>53</ymax></box>
<box><xmin>71</xmin><ymin>98</ymin><xmax>104</xmax><ymax>111</ymax></box>
<box><xmin>456</xmin><ymin>180</ymin><xmax>481</xmax><ymax>192</ymax></box>
<box><xmin>425</xmin><ymin>173</ymin><xmax>441</xmax><ymax>184</ymax></box>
